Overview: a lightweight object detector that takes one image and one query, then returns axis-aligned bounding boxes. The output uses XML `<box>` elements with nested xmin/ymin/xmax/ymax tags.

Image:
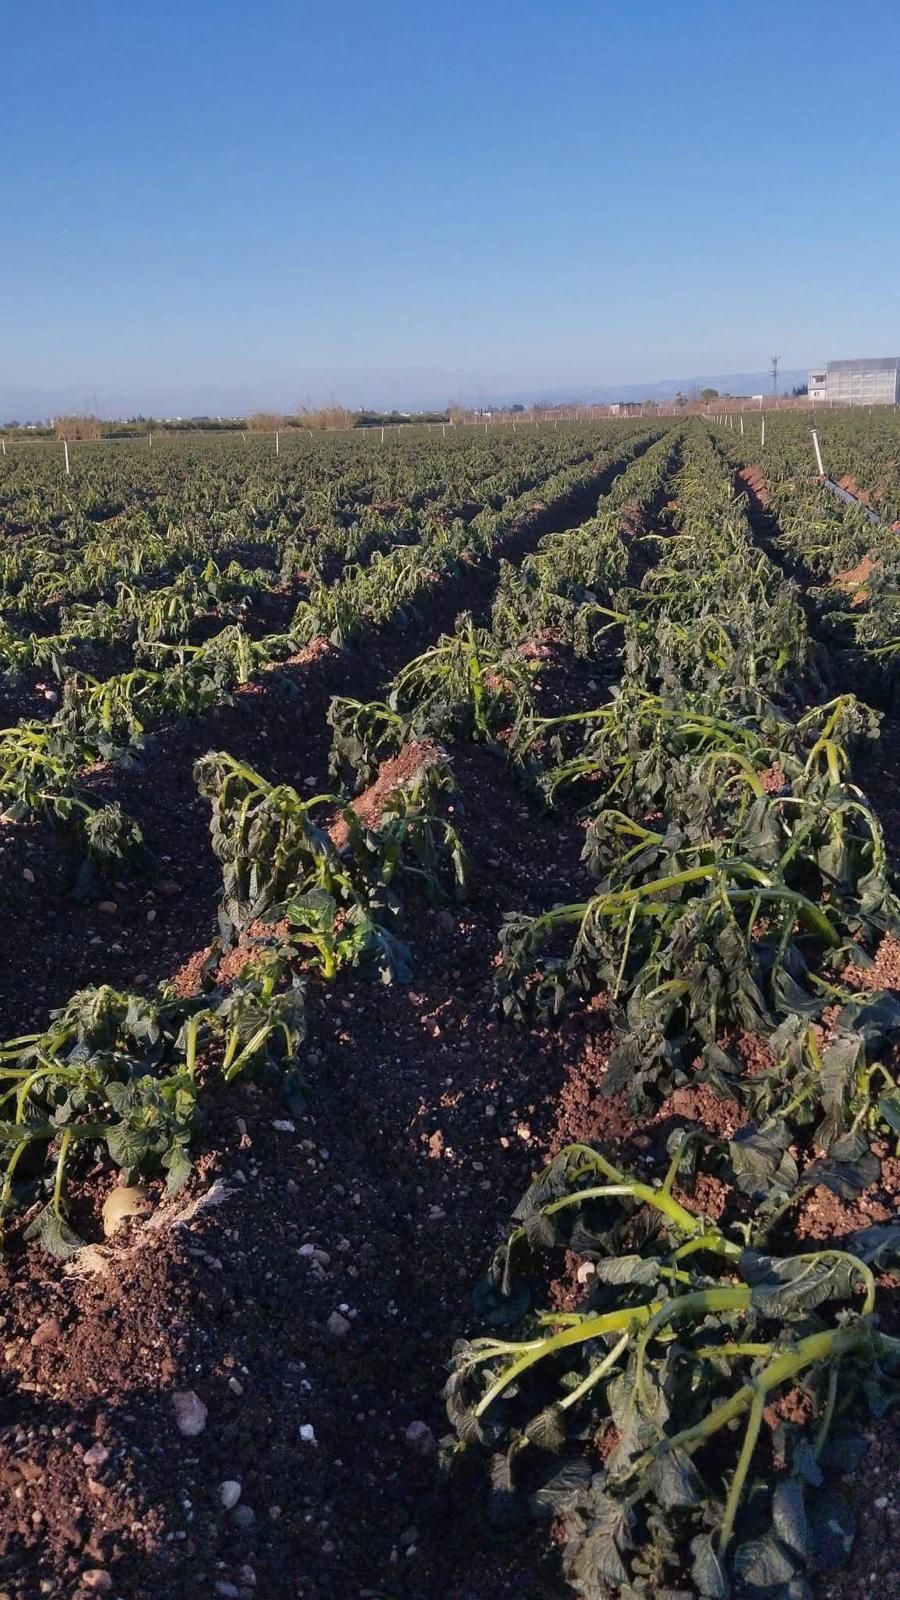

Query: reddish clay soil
<box><xmin>327</xmin><ymin>740</ymin><xmax>446</xmax><ymax>849</ymax></box>
<box><xmin>759</xmin><ymin>760</ymin><xmax>787</xmax><ymax>793</ymax></box>
<box><xmin>845</xmin><ymin>933</ymin><xmax>900</xmax><ymax>994</ymax></box>
<box><xmin>737</xmin><ymin>464</ymin><xmax>770</xmax><ymax>507</ymax></box>
<box><xmin>838</xmin><ymin>473</ymin><xmax>873</xmax><ymax>506</ymax></box>
<box><xmin>833</xmin><ymin>551</ymin><xmax>879</xmax><ymax>604</ymax></box>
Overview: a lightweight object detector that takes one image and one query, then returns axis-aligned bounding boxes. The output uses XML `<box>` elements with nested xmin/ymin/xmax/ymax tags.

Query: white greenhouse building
<box><xmin>808</xmin><ymin>357</ymin><xmax>900</xmax><ymax>405</ymax></box>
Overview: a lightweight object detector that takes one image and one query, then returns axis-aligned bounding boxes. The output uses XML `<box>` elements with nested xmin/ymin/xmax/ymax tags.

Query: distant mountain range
<box><xmin>0</xmin><ymin>369</ymin><xmax>811</xmax><ymax>423</ymax></box>
<box><xmin>486</xmin><ymin>371</ymin><xmax>809</xmax><ymax>408</ymax></box>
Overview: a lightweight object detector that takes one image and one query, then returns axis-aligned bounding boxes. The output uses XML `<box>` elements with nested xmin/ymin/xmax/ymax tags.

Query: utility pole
<box><xmin>771</xmin><ymin>355</ymin><xmax>780</xmax><ymax>397</ymax></box>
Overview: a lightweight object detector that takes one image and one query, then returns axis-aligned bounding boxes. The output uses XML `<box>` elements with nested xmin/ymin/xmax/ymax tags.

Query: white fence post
<box><xmin>275</xmin><ymin>430</ymin><xmax>279</xmax><ymax>454</ymax></box>
<box><xmin>811</xmin><ymin>428</ymin><xmax>825</xmax><ymax>477</ymax></box>
<box><xmin>64</xmin><ymin>439</ymin><xmax>70</xmax><ymax>474</ymax></box>
<box><xmin>761</xmin><ymin>416</ymin><xmax>765</xmax><ymax>448</ymax></box>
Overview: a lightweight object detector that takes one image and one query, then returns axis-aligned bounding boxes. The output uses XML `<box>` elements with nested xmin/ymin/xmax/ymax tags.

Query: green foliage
<box><xmin>0</xmin><ymin>985</ymin><xmax>206</xmax><ymax>1255</ymax></box>
<box><xmin>445</xmin><ymin>1141</ymin><xmax>900</xmax><ymax>1599</ymax></box>
<box><xmin>328</xmin><ymin>614</ymin><xmax>539</xmax><ymax>792</ymax></box>
<box><xmin>195</xmin><ymin>744</ymin><xmax>467</xmax><ymax>978</ymax></box>
<box><xmin>496</xmin><ymin>429</ymin><xmax>900</xmax><ymax>1117</ymax></box>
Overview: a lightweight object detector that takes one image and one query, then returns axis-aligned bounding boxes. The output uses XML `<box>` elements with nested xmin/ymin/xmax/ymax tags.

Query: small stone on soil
<box><xmin>31</xmin><ymin>1317</ymin><xmax>62</xmax><ymax>1349</ymax></box>
<box><xmin>172</xmin><ymin>1389</ymin><xmax>208</xmax><ymax>1437</ymax></box>
<box><xmin>79</xmin><ymin>1573</ymin><xmax>112</xmax><ymax>1595</ymax></box>
<box><xmin>404</xmin><ymin>1420</ymin><xmax>437</xmax><ymax>1456</ymax></box>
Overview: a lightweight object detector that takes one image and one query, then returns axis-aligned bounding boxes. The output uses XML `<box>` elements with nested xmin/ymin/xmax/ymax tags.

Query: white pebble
<box><xmin>172</xmin><ymin>1390</ymin><xmax>207</xmax><ymax>1437</ymax></box>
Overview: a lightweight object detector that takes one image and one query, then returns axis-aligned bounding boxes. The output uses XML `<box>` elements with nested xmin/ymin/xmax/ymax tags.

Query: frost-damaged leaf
<box><xmin>841</xmin><ymin>1220</ymin><xmax>900</xmax><ymax>1267</ymax></box>
<box><xmin>647</xmin><ymin>1447</ymin><xmax>704</xmax><ymax>1511</ymax></box>
<box><xmin>742</xmin><ymin>1251</ymin><xmax>865</xmax><ymax>1316</ymax></box>
<box><xmin>819</xmin><ymin>1034</ymin><xmax>865</xmax><ymax>1112</ymax></box>
<box><xmin>808</xmin><ymin>1488</ymin><xmax>855</xmax><ymax>1569</ymax></box>
<box><xmin>443</xmin><ymin>1364</ymin><xmax>483</xmax><ymax>1446</ymax></box>
<box><xmin>472</xmin><ymin>1276</ymin><xmax>531</xmax><ymax>1328</ymax></box>
<box><xmin>606</xmin><ymin>1366</ymin><xmax>669</xmax><ymax>1473</ymax></box>
<box><xmin>728</xmin><ymin>1125</ymin><xmax>798</xmax><ymax>1204</ymax></box>
<box><xmin>530</xmin><ymin>1456</ymin><xmax>591</xmax><ymax>1519</ymax></box>
<box><xmin>838</xmin><ymin>990</ymin><xmax>900</xmax><ymax>1044</ymax></box>
<box><xmin>801</xmin><ymin>1128</ymin><xmax>880</xmax><ymax>1197</ymax></box>
<box><xmin>487</xmin><ymin>1450</ymin><xmax>524</xmax><ymax>1531</ymax></box>
<box><xmin>524</xmin><ymin>1404</ymin><xmax>567</xmax><ymax>1452</ymax></box>
<box><xmin>564</xmin><ymin>1492</ymin><xmax>635</xmax><ymax>1591</ymax></box>
<box><xmin>356</xmin><ymin>916</ymin><xmax>413</xmax><ymax>985</ymax></box>
<box><xmin>522</xmin><ymin>1209</ymin><xmax>559</xmax><ymax>1251</ymax></box>
<box><xmin>818</xmin><ymin>1425</ymin><xmax>868</xmax><ymax>1476</ymax></box>
<box><xmin>791</xmin><ymin>1438</ymin><xmax>824</xmax><ymax>1488</ymax></box>
<box><xmin>773</xmin><ymin>1479</ymin><xmax>808</xmax><ymax>1560</ymax></box>
<box><xmin>22</xmin><ymin>1205</ymin><xmax>84</xmax><ymax>1259</ymax></box>
<box><xmin>733</xmin><ymin>1532</ymin><xmax>798</xmax><ymax>1590</ymax></box>
<box><xmin>690</xmin><ymin>1533</ymin><xmax>729</xmax><ymax>1599</ymax></box>
<box><xmin>593</xmin><ymin>1254</ymin><xmax>661</xmax><ymax>1287</ymax></box>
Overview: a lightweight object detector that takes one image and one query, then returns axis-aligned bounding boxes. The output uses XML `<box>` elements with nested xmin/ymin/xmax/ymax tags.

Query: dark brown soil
<box><xmin>4</xmin><ymin>446</ymin><xmax>900</xmax><ymax>1600</ymax></box>
<box><xmin>0</xmin><ymin>735</ymin><xmax>595</xmax><ymax>1600</ymax></box>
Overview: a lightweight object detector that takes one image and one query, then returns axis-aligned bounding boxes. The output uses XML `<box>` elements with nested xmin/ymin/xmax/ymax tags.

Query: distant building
<box><xmin>808</xmin><ymin>358</ymin><xmax>900</xmax><ymax>405</ymax></box>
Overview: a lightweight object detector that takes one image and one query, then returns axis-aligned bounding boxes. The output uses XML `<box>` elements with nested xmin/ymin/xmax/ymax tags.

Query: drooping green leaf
<box><xmin>22</xmin><ymin>1205</ymin><xmax>84</xmax><ymax>1260</ymax></box>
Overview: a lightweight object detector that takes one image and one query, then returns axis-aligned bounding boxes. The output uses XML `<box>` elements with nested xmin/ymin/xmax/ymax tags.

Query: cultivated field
<box><xmin>1</xmin><ymin>412</ymin><xmax>900</xmax><ymax>1600</ymax></box>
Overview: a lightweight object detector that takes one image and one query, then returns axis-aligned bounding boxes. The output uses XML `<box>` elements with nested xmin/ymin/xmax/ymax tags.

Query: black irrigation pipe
<box><xmin>818</xmin><ymin>475</ymin><xmax>883</xmax><ymax>526</ymax></box>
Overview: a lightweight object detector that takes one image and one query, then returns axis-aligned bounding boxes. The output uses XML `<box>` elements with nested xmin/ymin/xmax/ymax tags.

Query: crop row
<box><xmin>0</xmin><ymin>424</ymin><xmax>636</xmax><ymax>610</ymax></box>
<box><xmin>331</xmin><ymin>421</ymin><xmax>900</xmax><ymax>1595</ymax></box>
<box><xmin>732</xmin><ymin>408</ymin><xmax>900</xmax><ymax>524</ymax></box>
<box><xmin>0</xmin><ymin>423</ymin><xmax>668</xmax><ymax>1221</ymax></box>
<box><xmin>711</xmin><ymin>422</ymin><xmax>900</xmax><ymax>707</ymax></box>
<box><xmin>3</xmin><ymin>419</ymin><xmax>900</xmax><ymax>1597</ymax></box>
<box><xmin>0</xmin><ymin>427</ymin><xmax>661</xmax><ymax>894</ymax></box>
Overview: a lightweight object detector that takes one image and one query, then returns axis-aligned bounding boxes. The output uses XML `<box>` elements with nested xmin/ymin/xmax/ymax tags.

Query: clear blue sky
<box><xmin>4</xmin><ymin>0</ymin><xmax>899</xmax><ymax>415</ymax></box>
